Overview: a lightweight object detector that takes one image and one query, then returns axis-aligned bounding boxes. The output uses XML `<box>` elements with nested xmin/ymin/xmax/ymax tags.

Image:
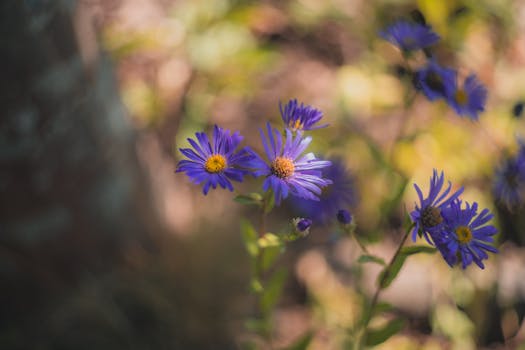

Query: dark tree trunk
<box><xmin>0</xmin><ymin>0</ymin><xmax>177</xmax><ymax>347</ymax></box>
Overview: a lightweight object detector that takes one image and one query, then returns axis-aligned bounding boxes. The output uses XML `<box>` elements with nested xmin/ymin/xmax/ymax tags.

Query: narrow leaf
<box><xmin>260</xmin><ymin>268</ymin><xmax>287</xmax><ymax>314</ymax></box>
<box><xmin>263</xmin><ymin>190</ymin><xmax>275</xmax><ymax>214</ymax></box>
<box><xmin>378</xmin><ymin>254</ymin><xmax>407</xmax><ymax>289</ymax></box>
<box><xmin>283</xmin><ymin>332</ymin><xmax>313</xmax><ymax>350</ymax></box>
<box><xmin>401</xmin><ymin>245</ymin><xmax>437</xmax><ymax>255</ymax></box>
<box><xmin>262</xmin><ymin>245</ymin><xmax>282</xmax><ymax>271</ymax></box>
<box><xmin>250</xmin><ymin>278</ymin><xmax>263</xmax><ymax>294</ymax></box>
<box><xmin>245</xmin><ymin>317</ymin><xmax>270</xmax><ymax>334</ymax></box>
<box><xmin>365</xmin><ymin>318</ymin><xmax>405</xmax><ymax>346</ymax></box>
<box><xmin>373</xmin><ymin>302</ymin><xmax>394</xmax><ymax>315</ymax></box>
<box><xmin>241</xmin><ymin>219</ymin><xmax>258</xmax><ymax>257</ymax></box>
<box><xmin>358</xmin><ymin>254</ymin><xmax>386</xmax><ymax>266</ymax></box>
<box><xmin>234</xmin><ymin>193</ymin><xmax>263</xmax><ymax>206</ymax></box>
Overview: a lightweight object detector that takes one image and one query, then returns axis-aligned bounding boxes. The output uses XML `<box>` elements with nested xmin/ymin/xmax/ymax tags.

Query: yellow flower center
<box><xmin>455</xmin><ymin>226</ymin><xmax>473</xmax><ymax>244</ymax></box>
<box><xmin>290</xmin><ymin>119</ymin><xmax>303</xmax><ymax>131</ymax></box>
<box><xmin>204</xmin><ymin>154</ymin><xmax>227</xmax><ymax>173</ymax></box>
<box><xmin>455</xmin><ymin>89</ymin><xmax>468</xmax><ymax>106</ymax></box>
<box><xmin>271</xmin><ymin>157</ymin><xmax>295</xmax><ymax>179</ymax></box>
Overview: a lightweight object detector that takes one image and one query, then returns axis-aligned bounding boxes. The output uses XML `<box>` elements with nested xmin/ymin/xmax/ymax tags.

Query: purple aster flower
<box><xmin>493</xmin><ymin>142</ymin><xmax>525</xmax><ymax>208</ymax></box>
<box><xmin>446</xmin><ymin>73</ymin><xmax>487</xmax><ymax>120</ymax></box>
<box><xmin>435</xmin><ymin>200</ymin><xmax>498</xmax><ymax>269</ymax></box>
<box><xmin>379</xmin><ymin>21</ymin><xmax>440</xmax><ymax>51</ymax></box>
<box><xmin>250</xmin><ymin>122</ymin><xmax>332</xmax><ymax>205</ymax></box>
<box><xmin>414</xmin><ymin>60</ymin><xmax>456</xmax><ymax>101</ymax></box>
<box><xmin>176</xmin><ymin>125</ymin><xmax>254</xmax><ymax>195</ymax></box>
<box><xmin>410</xmin><ymin>169</ymin><xmax>464</xmax><ymax>243</ymax></box>
<box><xmin>280</xmin><ymin>99</ymin><xmax>328</xmax><ymax>132</ymax></box>
<box><xmin>289</xmin><ymin>158</ymin><xmax>357</xmax><ymax>224</ymax></box>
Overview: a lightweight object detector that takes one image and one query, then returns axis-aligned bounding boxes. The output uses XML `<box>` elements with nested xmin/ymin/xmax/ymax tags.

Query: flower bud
<box><xmin>336</xmin><ymin>209</ymin><xmax>352</xmax><ymax>225</ymax></box>
<box><xmin>293</xmin><ymin>217</ymin><xmax>312</xmax><ymax>236</ymax></box>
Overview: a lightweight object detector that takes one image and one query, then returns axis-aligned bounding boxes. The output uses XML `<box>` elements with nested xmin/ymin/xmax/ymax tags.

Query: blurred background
<box><xmin>3</xmin><ymin>0</ymin><xmax>525</xmax><ymax>348</ymax></box>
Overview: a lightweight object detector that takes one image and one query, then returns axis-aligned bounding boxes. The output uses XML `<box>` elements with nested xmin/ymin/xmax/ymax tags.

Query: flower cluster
<box><xmin>411</xmin><ymin>170</ymin><xmax>498</xmax><ymax>269</ymax></box>
<box><xmin>380</xmin><ymin>20</ymin><xmax>488</xmax><ymax>120</ymax></box>
<box><xmin>176</xmin><ymin>99</ymin><xmax>333</xmax><ymax>206</ymax></box>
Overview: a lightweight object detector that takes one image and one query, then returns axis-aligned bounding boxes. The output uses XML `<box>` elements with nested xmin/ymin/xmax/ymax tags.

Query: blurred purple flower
<box><xmin>446</xmin><ymin>73</ymin><xmax>487</xmax><ymax>120</ymax></box>
<box><xmin>414</xmin><ymin>60</ymin><xmax>456</xmax><ymax>101</ymax></box>
<box><xmin>280</xmin><ymin>99</ymin><xmax>328</xmax><ymax>132</ymax></box>
<box><xmin>289</xmin><ymin>158</ymin><xmax>357</xmax><ymax>225</ymax></box>
<box><xmin>379</xmin><ymin>21</ymin><xmax>440</xmax><ymax>51</ymax></box>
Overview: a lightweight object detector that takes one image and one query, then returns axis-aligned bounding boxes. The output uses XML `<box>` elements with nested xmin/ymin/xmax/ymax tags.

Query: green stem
<box><xmin>356</xmin><ymin>223</ymin><xmax>414</xmax><ymax>349</ymax></box>
<box><xmin>353</xmin><ymin>233</ymin><xmax>369</xmax><ymax>255</ymax></box>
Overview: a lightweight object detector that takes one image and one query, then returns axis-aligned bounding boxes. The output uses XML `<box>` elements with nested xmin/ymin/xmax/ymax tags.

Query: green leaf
<box><xmin>373</xmin><ymin>302</ymin><xmax>394</xmax><ymax>315</ymax></box>
<box><xmin>244</xmin><ymin>317</ymin><xmax>270</xmax><ymax>334</ymax></box>
<box><xmin>283</xmin><ymin>332</ymin><xmax>313</xmax><ymax>350</ymax></box>
<box><xmin>358</xmin><ymin>254</ymin><xmax>386</xmax><ymax>266</ymax></box>
<box><xmin>365</xmin><ymin>318</ymin><xmax>405</xmax><ymax>347</ymax></box>
<box><xmin>378</xmin><ymin>254</ymin><xmax>408</xmax><ymax>289</ymax></box>
<box><xmin>359</xmin><ymin>302</ymin><xmax>395</xmax><ymax>329</ymax></box>
<box><xmin>401</xmin><ymin>245</ymin><xmax>437</xmax><ymax>256</ymax></box>
<box><xmin>263</xmin><ymin>190</ymin><xmax>275</xmax><ymax>214</ymax></box>
<box><xmin>261</xmin><ymin>245</ymin><xmax>282</xmax><ymax>271</ymax></box>
<box><xmin>250</xmin><ymin>278</ymin><xmax>263</xmax><ymax>294</ymax></box>
<box><xmin>241</xmin><ymin>219</ymin><xmax>259</xmax><ymax>257</ymax></box>
<box><xmin>260</xmin><ymin>268</ymin><xmax>287</xmax><ymax>314</ymax></box>
<box><xmin>378</xmin><ymin>245</ymin><xmax>436</xmax><ymax>289</ymax></box>
<box><xmin>258</xmin><ymin>233</ymin><xmax>282</xmax><ymax>248</ymax></box>
<box><xmin>234</xmin><ymin>192</ymin><xmax>263</xmax><ymax>206</ymax></box>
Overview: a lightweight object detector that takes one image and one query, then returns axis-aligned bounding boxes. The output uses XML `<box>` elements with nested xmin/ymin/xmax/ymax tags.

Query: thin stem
<box><xmin>356</xmin><ymin>223</ymin><xmax>414</xmax><ymax>349</ymax></box>
<box><xmin>352</xmin><ymin>233</ymin><xmax>369</xmax><ymax>255</ymax></box>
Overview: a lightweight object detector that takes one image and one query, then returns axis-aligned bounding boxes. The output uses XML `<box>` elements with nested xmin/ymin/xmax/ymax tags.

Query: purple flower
<box><xmin>410</xmin><ymin>170</ymin><xmax>464</xmax><ymax>243</ymax></box>
<box><xmin>280</xmin><ymin>99</ymin><xmax>328</xmax><ymax>132</ymax></box>
<box><xmin>379</xmin><ymin>21</ymin><xmax>440</xmax><ymax>51</ymax></box>
<box><xmin>176</xmin><ymin>125</ymin><xmax>254</xmax><ymax>194</ymax></box>
<box><xmin>290</xmin><ymin>158</ymin><xmax>357</xmax><ymax>224</ymax></box>
<box><xmin>414</xmin><ymin>60</ymin><xmax>456</xmax><ymax>101</ymax></box>
<box><xmin>493</xmin><ymin>141</ymin><xmax>525</xmax><ymax>208</ymax></box>
<box><xmin>446</xmin><ymin>73</ymin><xmax>487</xmax><ymax>120</ymax></box>
<box><xmin>434</xmin><ymin>200</ymin><xmax>498</xmax><ymax>269</ymax></box>
<box><xmin>250</xmin><ymin>122</ymin><xmax>332</xmax><ymax>205</ymax></box>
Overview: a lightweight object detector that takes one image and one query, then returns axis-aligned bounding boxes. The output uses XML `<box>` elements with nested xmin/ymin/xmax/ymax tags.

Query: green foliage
<box><xmin>358</xmin><ymin>254</ymin><xmax>386</xmax><ymax>266</ymax></box>
<box><xmin>234</xmin><ymin>193</ymin><xmax>263</xmax><ymax>206</ymax></box>
<box><xmin>245</xmin><ymin>317</ymin><xmax>270</xmax><ymax>335</ymax></box>
<box><xmin>260</xmin><ymin>268</ymin><xmax>287</xmax><ymax>315</ymax></box>
<box><xmin>257</xmin><ymin>233</ymin><xmax>282</xmax><ymax>248</ymax></box>
<box><xmin>263</xmin><ymin>190</ymin><xmax>275</xmax><ymax>214</ymax></box>
<box><xmin>378</xmin><ymin>245</ymin><xmax>437</xmax><ymax>289</ymax></box>
<box><xmin>401</xmin><ymin>245</ymin><xmax>438</xmax><ymax>256</ymax></box>
<box><xmin>261</xmin><ymin>245</ymin><xmax>282</xmax><ymax>271</ymax></box>
<box><xmin>241</xmin><ymin>219</ymin><xmax>259</xmax><ymax>257</ymax></box>
<box><xmin>365</xmin><ymin>318</ymin><xmax>405</xmax><ymax>346</ymax></box>
<box><xmin>283</xmin><ymin>332</ymin><xmax>313</xmax><ymax>350</ymax></box>
<box><xmin>373</xmin><ymin>302</ymin><xmax>394</xmax><ymax>315</ymax></box>
<box><xmin>250</xmin><ymin>278</ymin><xmax>263</xmax><ymax>294</ymax></box>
